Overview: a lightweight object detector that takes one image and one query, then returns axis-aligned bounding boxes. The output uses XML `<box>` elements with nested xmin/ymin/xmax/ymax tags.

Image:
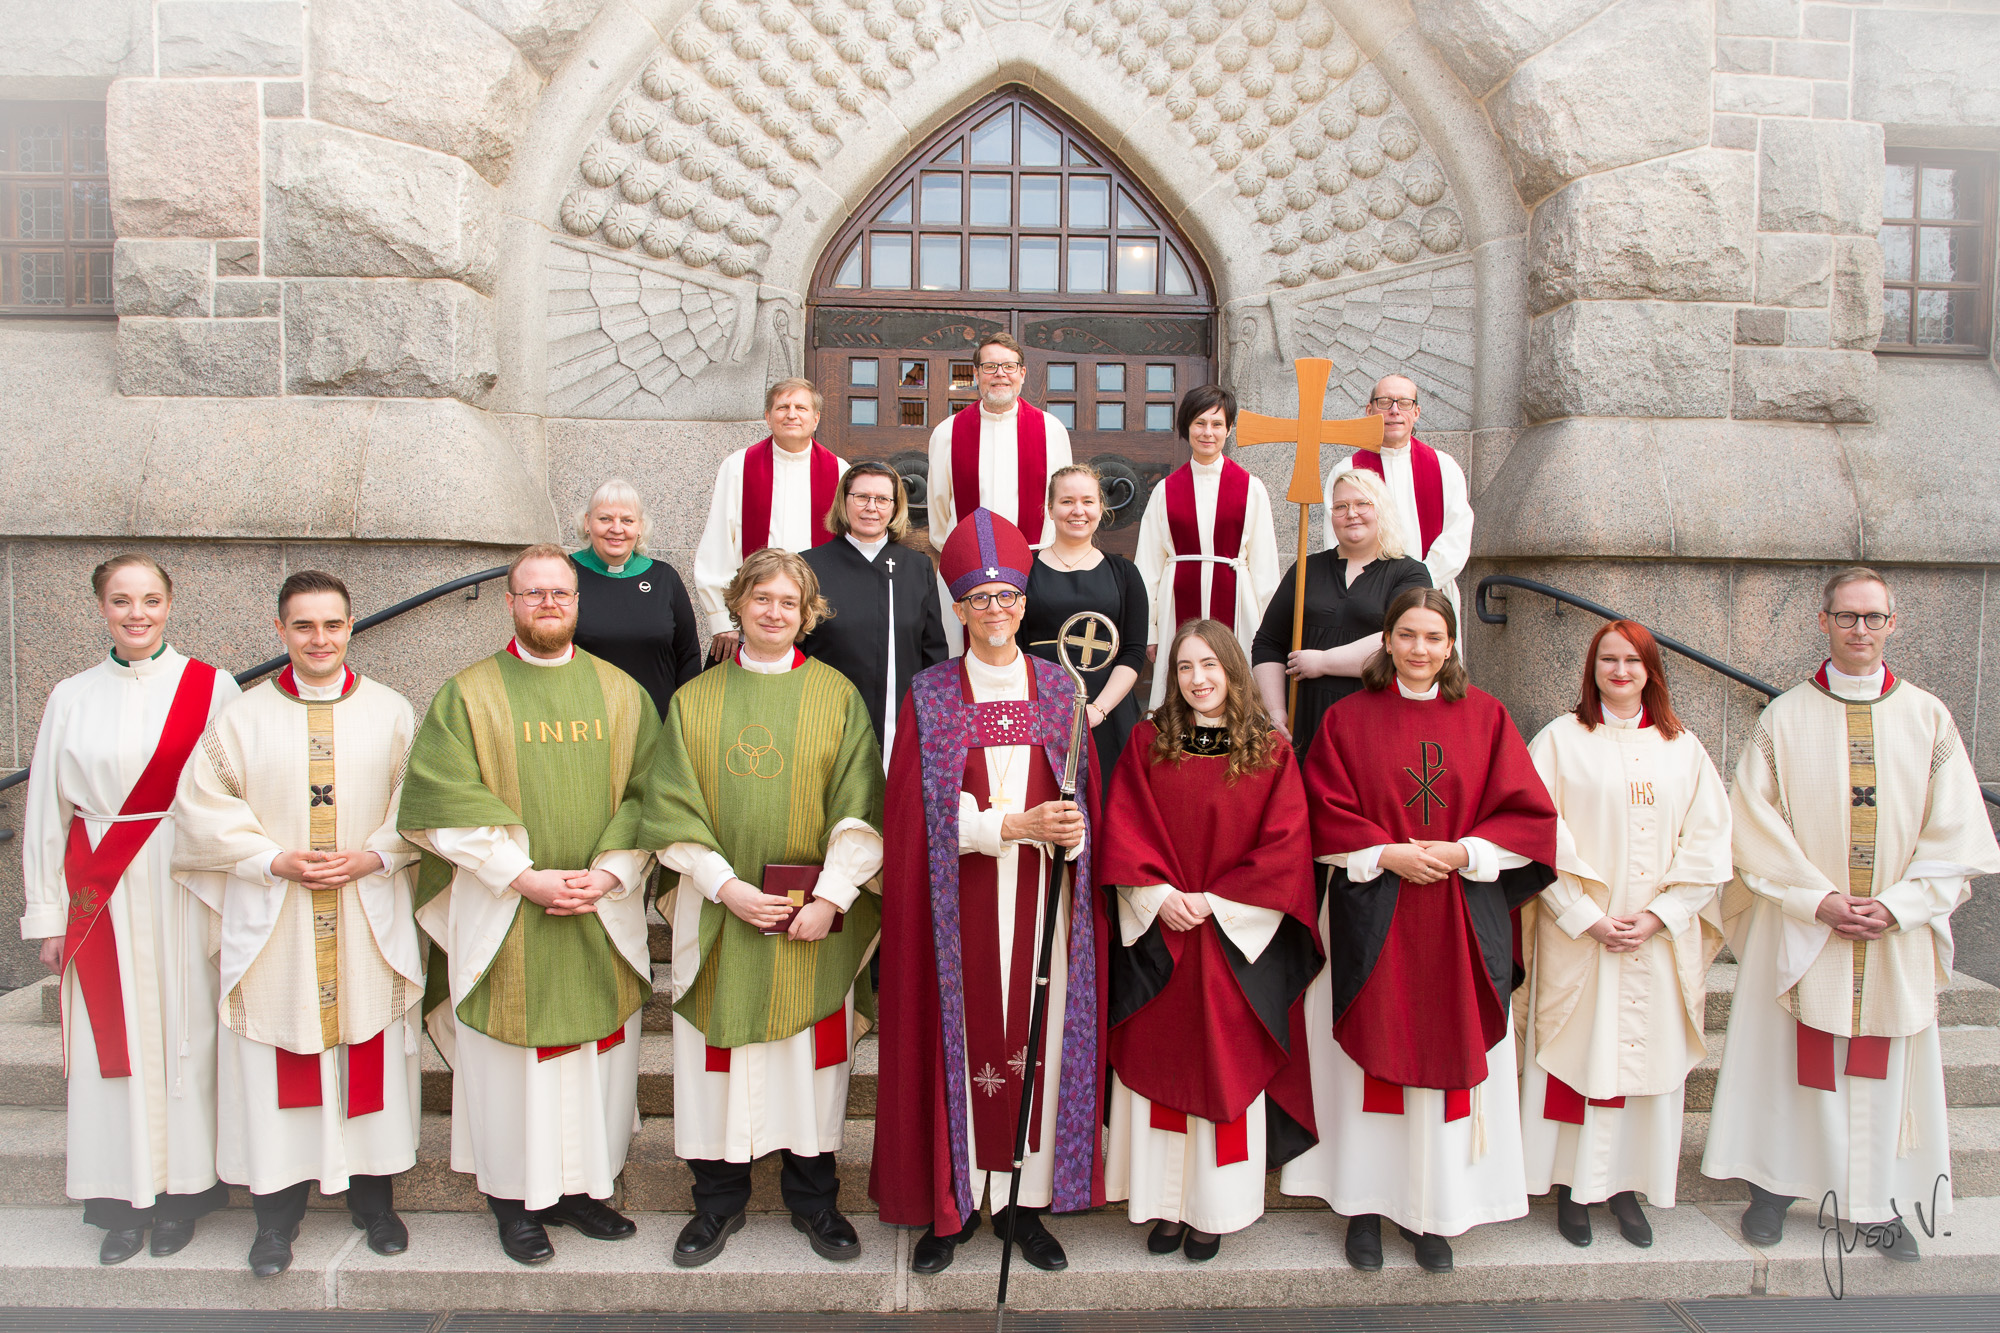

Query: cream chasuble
<box><xmin>694</xmin><ymin>442</ymin><xmax>851</xmax><ymax>634</ymax></box>
<box><xmin>173</xmin><ymin>672</ymin><xmax>424</xmax><ymax>1195</ymax></box>
<box><xmin>1518</xmin><ymin>709</ymin><xmax>1730</xmax><ymax>1204</ymax></box>
<box><xmin>1702</xmin><ymin>665</ymin><xmax>2000</xmax><ymax>1223</ymax></box>
<box><xmin>21</xmin><ymin>646</ymin><xmax>240</xmax><ymax>1207</ymax></box>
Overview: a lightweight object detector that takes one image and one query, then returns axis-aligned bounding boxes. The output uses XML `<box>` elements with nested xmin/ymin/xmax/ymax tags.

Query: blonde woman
<box><xmin>569</xmin><ymin>478</ymin><xmax>703</xmax><ymax>715</ymax></box>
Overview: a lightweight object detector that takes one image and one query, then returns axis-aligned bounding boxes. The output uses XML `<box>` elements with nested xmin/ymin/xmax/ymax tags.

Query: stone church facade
<box><xmin>1</xmin><ymin>0</ymin><xmax>1997</xmax><ymax>983</ymax></box>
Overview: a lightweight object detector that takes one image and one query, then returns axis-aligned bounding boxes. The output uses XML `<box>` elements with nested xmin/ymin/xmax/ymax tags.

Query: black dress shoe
<box><xmin>1555</xmin><ymin>1185</ymin><xmax>1593</xmax><ymax>1247</ymax></box>
<box><xmin>541</xmin><ymin>1195</ymin><xmax>636</xmax><ymax>1240</ymax></box>
<box><xmin>353</xmin><ymin>1209</ymin><xmax>409</xmax><ymax>1256</ymax></box>
<box><xmin>911</xmin><ymin>1216</ymin><xmax>979</xmax><ymax>1274</ymax></box>
<box><xmin>497</xmin><ymin>1216</ymin><xmax>555</xmax><ymax>1265</ymax></box>
<box><xmin>793</xmin><ymin>1206</ymin><xmax>860</xmax><ymax>1261</ymax></box>
<box><xmin>1740</xmin><ymin>1183</ymin><xmax>1794</xmax><ymax>1246</ymax></box>
<box><xmin>1868</xmin><ymin>1218</ymin><xmax>1920</xmax><ymax>1263</ymax></box>
<box><xmin>98</xmin><ymin>1228</ymin><xmax>146</xmax><ymax>1266</ymax></box>
<box><xmin>1147</xmin><ymin>1220</ymin><xmax>1187</xmax><ymax>1254</ymax></box>
<box><xmin>248</xmin><ymin>1223</ymin><xmax>298</xmax><ymax>1278</ymax></box>
<box><xmin>149</xmin><ymin>1217</ymin><xmax>196</xmax><ymax>1257</ymax></box>
<box><xmin>993</xmin><ymin>1208</ymin><xmax>1067</xmax><ymax>1272</ymax></box>
<box><xmin>1606</xmin><ymin>1192</ymin><xmax>1652</xmax><ymax>1249</ymax></box>
<box><xmin>1183</xmin><ymin>1229</ymin><xmax>1220</xmax><ymax>1263</ymax></box>
<box><xmin>1398</xmin><ymin>1225</ymin><xmax>1453</xmax><ymax>1273</ymax></box>
<box><xmin>1344</xmin><ymin>1213</ymin><xmax>1383</xmax><ymax>1271</ymax></box>
<box><xmin>672</xmin><ymin>1210</ymin><xmax>744</xmax><ymax>1268</ymax></box>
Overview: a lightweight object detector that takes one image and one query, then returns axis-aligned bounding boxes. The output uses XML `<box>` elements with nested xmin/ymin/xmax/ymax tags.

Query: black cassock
<box><xmin>800</xmin><ymin>536</ymin><xmax>949</xmax><ymax>751</ymax></box>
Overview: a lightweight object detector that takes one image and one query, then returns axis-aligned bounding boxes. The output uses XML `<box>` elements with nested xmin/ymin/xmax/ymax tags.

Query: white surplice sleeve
<box><xmin>425</xmin><ymin>826</ymin><xmax>532</xmax><ymax>897</ymax></box>
<box><xmin>1133</xmin><ymin>484</ymin><xmax>1171</xmax><ymax>645</ymax></box>
<box><xmin>926</xmin><ymin>418</ymin><xmax>959</xmax><ymax>544</ymax></box>
<box><xmin>19</xmin><ymin>681</ymin><xmax>78</xmax><ymax>940</ymax></box>
<box><xmin>693</xmin><ymin>448</ymin><xmax>747</xmax><ymax>634</ymax></box>
<box><xmin>1241</xmin><ymin>474</ymin><xmax>1281</xmax><ymax>625</ymax></box>
<box><xmin>1425</xmin><ymin>449</ymin><xmax>1474</xmax><ymax>591</ymax></box>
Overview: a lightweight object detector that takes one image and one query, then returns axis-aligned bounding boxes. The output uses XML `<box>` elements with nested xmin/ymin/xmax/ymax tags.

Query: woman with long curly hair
<box><xmin>1099</xmin><ymin>621</ymin><xmax>1322</xmax><ymax>1263</ymax></box>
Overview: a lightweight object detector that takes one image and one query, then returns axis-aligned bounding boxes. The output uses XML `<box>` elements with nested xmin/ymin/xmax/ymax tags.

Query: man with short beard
<box><xmin>400</xmin><ymin>544</ymin><xmax>661</xmax><ymax>1265</ymax></box>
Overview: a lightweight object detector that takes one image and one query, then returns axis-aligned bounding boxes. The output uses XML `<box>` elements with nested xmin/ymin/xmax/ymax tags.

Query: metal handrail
<box><xmin>0</xmin><ymin>563</ymin><xmax>509</xmax><ymax>799</ymax></box>
<box><xmin>1476</xmin><ymin>573</ymin><xmax>2000</xmax><ymax>810</ymax></box>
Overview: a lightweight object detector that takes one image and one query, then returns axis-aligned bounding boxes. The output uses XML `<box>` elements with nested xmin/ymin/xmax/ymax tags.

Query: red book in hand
<box><xmin>759</xmin><ymin>864</ymin><xmax>843</xmax><ymax>935</ymax></box>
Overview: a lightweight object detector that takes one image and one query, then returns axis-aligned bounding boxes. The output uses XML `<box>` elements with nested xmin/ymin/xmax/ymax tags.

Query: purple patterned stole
<box><xmin>908</xmin><ymin>655</ymin><xmax>1100</xmax><ymax>1219</ymax></box>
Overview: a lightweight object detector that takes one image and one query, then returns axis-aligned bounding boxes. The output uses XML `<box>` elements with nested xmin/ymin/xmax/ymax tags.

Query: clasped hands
<box><xmin>1585</xmin><ymin>911</ymin><xmax>1666</xmax><ymax>953</ymax></box>
<box><xmin>1157</xmin><ymin>889</ymin><xmax>1212</xmax><ymax>932</ymax></box>
<box><xmin>718</xmin><ymin>878</ymin><xmax>840</xmax><ymax>941</ymax></box>
<box><xmin>1816</xmin><ymin>892</ymin><xmax>1895</xmax><ymax>942</ymax></box>
<box><xmin>1002</xmin><ymin>799</ymin><xmax>1085</xmax><ymax>850</ymax></box>
<box><xmin>1377</xmin><ymin>839</ymin><xmax>1469</xmax><ymax>884</ymax></box>
<box><xmin>272</xmin><ymin>849</ymin><xmax>385</xmax><ymax>889</ymax></box>
<box><xmin>511</xmin><ymin>866</ymin><xmax>618</xmax><ymax>917</ymax></box>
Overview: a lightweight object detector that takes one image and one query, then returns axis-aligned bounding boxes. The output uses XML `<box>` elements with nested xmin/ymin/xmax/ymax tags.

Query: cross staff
<box><xmin>1233</xmin><ymin>358</ymin><xmax>1385</xmax><ymax>722</ymax></box>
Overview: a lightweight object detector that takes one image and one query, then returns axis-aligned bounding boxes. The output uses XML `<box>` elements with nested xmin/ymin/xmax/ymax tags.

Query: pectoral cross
<box><xmin>1233</xmin><ymin>358</ymin><xmax>1386</xmax><ymax>718</ymax></box>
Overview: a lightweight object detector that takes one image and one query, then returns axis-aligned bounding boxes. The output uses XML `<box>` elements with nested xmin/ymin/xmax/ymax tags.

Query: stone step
<box><xmin>1703</xmin><ymin>961</ymin><xmax>2000</xmax><ymax>1032</ymax></box>
<box><xmin>1674</xmin><ymin>1105</ymin><xmax>2000</xmax><ymax>1202</ymax></box>
<box><xmin>3</xmin><ymin>1197</ymin><xmax>1998</xmax><ymax>1311</ymax></box>
<box><xmin>1679</xmin><ymin>1025</ymin><xmax>2000</xmax><ymax>1112</ymax></box>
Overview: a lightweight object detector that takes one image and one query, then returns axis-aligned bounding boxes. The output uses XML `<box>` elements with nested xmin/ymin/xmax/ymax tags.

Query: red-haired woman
<box><xmin>1520</xmin><ymin>620</ymin><xmax>1731</xmax><ymax>1249</ymax></box>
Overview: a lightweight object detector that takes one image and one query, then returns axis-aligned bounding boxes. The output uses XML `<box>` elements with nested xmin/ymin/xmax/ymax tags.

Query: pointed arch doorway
<box><xmin>807</xmin><ymin>87</ymin><xmax>1217</xmax><ymax>557</ymax></box>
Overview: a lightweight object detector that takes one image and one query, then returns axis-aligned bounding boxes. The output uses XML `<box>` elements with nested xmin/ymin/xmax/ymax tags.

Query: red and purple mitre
<box><xmin>939</xmin><ymin>506</ymin><xmax>1031</xmax><ymax>600</ymax></box>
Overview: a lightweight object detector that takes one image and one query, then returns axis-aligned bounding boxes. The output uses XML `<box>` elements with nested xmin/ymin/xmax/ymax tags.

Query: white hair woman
<box><xmin>570</xmin><ymin>478</ymin><xmax>704</xmax><ymax>715</ymax></box>
<box><xmin>1250</xmin><ymin>467</ymin><xmax>1431</xmax><ymax>757</ymax></box>
<box><xmin>21</xmin><ymin>553</ymin><xmax>241</xmax><ymax>1264</ymax></box>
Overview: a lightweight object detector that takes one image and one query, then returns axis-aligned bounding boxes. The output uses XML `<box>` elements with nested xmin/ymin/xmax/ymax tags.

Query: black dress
<box><xmin>799</xmin><ymin>537</ymin><xmax>949</xmax><ymax>751</ymax></box>
<box><xmin>1252</xmin><ymin>552</ymin><xmax>1431</xmax><ymax>757</ymax></box>
<box><xmin>569</xmin><ymin>553</ymin><xmax>704</xmax><ymax>717</ymax></box>
<box><xmin>1020</xmin><ymin>552</ymin><xmax>1152</xmax><ymax>783</ymax></box>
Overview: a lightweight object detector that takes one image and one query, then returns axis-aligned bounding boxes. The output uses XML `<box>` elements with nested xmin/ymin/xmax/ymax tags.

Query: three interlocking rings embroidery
<box><xmin>725</xmin><ymin>725</ymin><xmax>785</xmax><ymax>779</ymax></box>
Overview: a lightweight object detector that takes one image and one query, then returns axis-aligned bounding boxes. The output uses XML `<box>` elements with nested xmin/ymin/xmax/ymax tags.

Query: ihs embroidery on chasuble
<box><xmin>1403</xmin><ymin>740</ymin><xmax>1448</xmax><ymax>826</ymax></box>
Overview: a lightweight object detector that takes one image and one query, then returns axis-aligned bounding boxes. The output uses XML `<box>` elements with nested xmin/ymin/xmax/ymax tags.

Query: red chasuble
<box><xmin>1101</xmin><ymin>722</ymin><xmax>1322</xmax><ymax>1157</ymax></box>
<box><xmin>949</xmin><ymin>401</ymin><xmax>1049</xmax><ymax>545</ymax></box>
<box><xmin>1163</xmin><ymin>460</ymin><xmax>1251</xmax><ymax>632</ymax></box>
<box><xmin>741</xmin><ymin>437</ymin><xmax>840</xmax><ymax>556</ymax></box>
<box><xmin>1351</xmin><ymin>438</ymin><xmax>1444</xmax><ymax>558</ymax></box>
<box><xmin>1303</xmin><ymin>685</ymin><xmax>1555</xmax><ymax>1099</ymax></box>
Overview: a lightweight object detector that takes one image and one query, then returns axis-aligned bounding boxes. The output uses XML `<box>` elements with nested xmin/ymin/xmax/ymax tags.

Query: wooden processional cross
<box><xmin>1234</xmin><ymin>358</ymin><xmax>1386</xmax><ymax>718</ymax></box>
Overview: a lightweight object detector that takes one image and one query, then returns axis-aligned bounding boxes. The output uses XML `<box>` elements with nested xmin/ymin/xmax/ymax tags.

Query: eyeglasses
<box><xmin>1831</xmin><ymin>611</ymin><xmax>1891</xmax><ymax>630</ymax></box>
<box><xmin>512</xmin><ymin>588</ymin><xmax>577</xmax><ymax>606</ymax></box>
<box><xmin>1328</xmin><ymin>501</ymin><xmax>1376</xmax><ymax>517</ymax></box>
<box><xmin>962</xmin><ymin>590</ymin><xmax>1023</xmax><ymax>610</ymax></box>
<box><xmin>848</xmin><ymin>493</ymin><xmax>896</xmax><ymax>509</ymax></box>
<box><xmin>977</xmin><ymin>362</ymin><xmax>1025</xmax><ymax>377</ymax></box>
<box><xmin>1367</xmin><ymin>396</ymin><xmax>1418</xmax><ymax>411</ymax></box>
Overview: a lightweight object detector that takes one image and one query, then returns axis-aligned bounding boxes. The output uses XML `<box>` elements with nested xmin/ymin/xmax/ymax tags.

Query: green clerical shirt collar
<box><xmin>109</xmin><ymin>642</ymin><xmax>169</xmax><ymax>664</ymax></box>
<box><xmin>571</xmin><ymin>546</ymin><xmax>654</xmax><ymax>579</ymax></box>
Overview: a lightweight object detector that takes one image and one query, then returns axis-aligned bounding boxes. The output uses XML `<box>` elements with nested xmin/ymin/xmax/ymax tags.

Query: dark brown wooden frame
<box><xmin>0</xmin><ymin>102</ymin><xmax>114</xmax><ymax>317</ymax></box>
<box><xmin>1879</xmin><ymin>147</ymin><xmax>1994</xmax><ymax>357</ymax></box>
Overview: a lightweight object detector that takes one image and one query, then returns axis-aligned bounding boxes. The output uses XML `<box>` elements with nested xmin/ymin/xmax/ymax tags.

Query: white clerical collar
<box><xmin>1190</xmin><ymin>455</ymin><xmax>1225</xmax><ymax>476</ymax></box>
<box><xmin>738</xmin><ymin>646</ymin><xmax>800</xmax><ymax>674</ymax></box>
<box><xmin>512</xmin><ymin>641</ymin><xmax>574</xmax><ymax>667</ymax></box>
<box><xmin>772</xmin><ymin>439</ymin><xmax>813</xmax><ymax>460</ymax></box>
<box><xmin>1826</xmin><ymin>661</ymin><xmax>1887</xmax><ymax>700</ymax></box>
<box><xmin>847</xmin><ymin>534</ymin><xmax>888</xmax><ymax>560</ymax></box>
<box><xmin>108</xmin><ymin>642</ymin><xmax>177</xmax><ymax>677</ymax></box>
<box><xmin>965</xmin><ymin>647</ymin><xmax>1027</xmax><ymax>689</ymax></box>
<box><xmin>981</xmin><ymin>401</ymin><xmax>1020</xmax><ymax>422</ymax></box>
<box><xmin>1395</xmin><ymin>676</ymin><xmax>1439</xmax><ymax>701</ymax></box>
<box><xmin>1600</xmin><ymin>704</ymin><xmax>1643</xmax><ymax>730</ymax></box>
<box><xmin>292</xmin><ymin>673</ymin><xmax>349</xmax><ymax>700</ymax></box>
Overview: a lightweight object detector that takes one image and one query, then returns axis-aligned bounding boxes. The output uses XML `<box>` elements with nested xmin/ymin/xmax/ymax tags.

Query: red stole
<box><xmin>949</xmin><ymin>401</ymin><xmax>1049</xmax><ymax>545</ymax></box>
<box><xmin>274</xmin><ymin>1033</ymin><xmax>388</xmax><ymax>1118</ymax></box>
<box><xmin>1352</xmin><ymin>438</ymin><xmax>1444</xmax><ymax>558</ymax></box>
<box><xmin>742</xmin><ymin>438</ymin><xmax>840</xmax><ymax>556</ymax></box>
<box><xmin>60</xmin><ymin>657</ymin><xmax>220</xmax><ymax>1078</ymax></box>
<box><xmin>1163</xmin><ymin>459</ymin><xmax>1251</xmax><ymax>632</ymax></box>
<box><xmin>955</xmin><ymin>662</ymin><xmax>1061</xmax><ymax>1170</ymax></box>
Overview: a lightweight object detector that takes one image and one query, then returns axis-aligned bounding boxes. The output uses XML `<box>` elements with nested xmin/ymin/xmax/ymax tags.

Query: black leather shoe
<box><xmin>911</xmin><ymin>1216</ymin><xmax>979</xmax><ymax>1274</ymax></box>
<box><xmin>1607</xmin><ymin>1192</ymin><xmax>1652</xmax><ymax>1249</ymax></box>
<box><xmin>98</xmin><ymin>1228</ymin><xmax>145</xmax><ymax>1265</ymax></box>
<box><xmin>1741</xmin><ymin>1183</ymin><xmax>1794</xmax><ymax>1246</ymax></box>
<box><xmin>1868</xmin><ymin>1218</ymin><xmax>1920</xmax><ymax>1263</ymax></box>
<box><xmin>353</xmin><ymin>1209</ymin><xmax>409</xmax><ymax>1256</ymax></box>
<box><xmin>993</xmin><ymin>1208</ymin><xmax>1067</xmax><ymax>1272</ymax></box>
<box><xmin>672</xmin><ymin>1210</ymin><xmax>744</xmax><ymax>1268</ymax></box>
<box><xmin>1398</xmin><ymin>1225</ymin><xmax>1453</xmax><ymax>1273</ymax></box>
<box><xmin>1556</xmin><ymin>1184</ymin><xmax>1593</xmax><ymax>1247</ymax></box>
<box><xmin>248</xmin><ymin>1223</ymin><xmax>298</xmax><ymax>1278</ymax></box>
<box><xmin>149</xmin><ymin>1217</ymin><xmax>196</xmax><ymax>1257</ymax></box>
<box><xmin>792</xmin><ymin>1206</ymin><xmax>860</xmax><ymax>1261</ymax></box>
<box><xmin>1147</xmin><ymin>1220</ymin><xmax>1187</xmax><ymax>1254</ymax></box>
<box><xmin>1183</xmin><ymin>1229</ymin><xmax>1220</xmax><ymax>1263</ymax></box>
<box><xmin>541</xmin><ymin>1195</ymin><xmax>636</xmax><ymax>1240</ymax></box>
<box><xmin>497</xmin><ymin>1216</ymin><xmax>555</xmax><ymax>1265</ymax></box>
<box><xmin>1345</xmin><ymin>1214</ymin><xmax>1383</xmax><ymax>1272</ymax></box>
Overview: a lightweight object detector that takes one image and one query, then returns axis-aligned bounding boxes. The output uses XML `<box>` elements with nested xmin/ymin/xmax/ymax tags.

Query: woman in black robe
<box><xmin>799</xmin><ymin>460</ymin><xmax>948</xmax><ymax>759</ymax></box>
<box><xmin>1252</xmin><ymin>467</ymin><xmax>1430</xmax><ymax>757</ymax></box>
<box><xmin>569</xmin><ymin>478</ymin><xmax>703</xmax><ymax>716</ymax></box>
<box><xmin>1019</xmin><ymin>463</ymin><xmax>1151</xmax><ymax>782</ymax></box>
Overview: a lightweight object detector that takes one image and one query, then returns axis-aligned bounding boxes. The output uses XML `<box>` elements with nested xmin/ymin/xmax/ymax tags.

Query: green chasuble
<box><xmin>641</xmin><ymin>658</ymin><xmax>884</xmax><ymax>1048</ymax></box>
<box><xmin>401</xmin><ymin>648</ymin><xmax>661</xmax><ymax>1048</ymax></box>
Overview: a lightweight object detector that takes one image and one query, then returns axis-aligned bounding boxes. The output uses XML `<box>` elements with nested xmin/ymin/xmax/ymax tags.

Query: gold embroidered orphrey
<box><xmin>725</xmin><ymin>723</ymin><xmax>785</xmax><ymax>779</ymax></box>
<box><xmin>306</xmin><ymin>702</ymin><xmax>341</xmax><ymax>1049</ymax></box>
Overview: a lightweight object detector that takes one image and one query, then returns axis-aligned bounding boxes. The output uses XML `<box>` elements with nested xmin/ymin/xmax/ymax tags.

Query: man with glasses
<box><xmin>696</xmin><ymin>377</ymin><xmax>849</xmax><ymax>662</ymax></box>
<box><xmin>400</xmin><ymin>544</ymin><xmax>662</xmax><ymax>1265</ymax></box>
<box><xmin>1320</xmin><ymin>374</ymin><xmax>1473</xmax><ymax>618</ymax></box>
<box><xmin>1703</xmin><ymin>567</ymin><xmax>1999</xmax><ymax>1262</ymax></box>
<box><xmin>801</xmin><ymin>460</ymin><xmax>950</xmax><ymax>761</ymax></box>
<box><xmin>872</xmin><ymin>508</ymin><xmax>1108</xmax><ymax>1277</ymax></box>
<box><xmin>926</xmin><ymin>333</ymin><xmax>1073</xmax><ymax>551</ymax></box>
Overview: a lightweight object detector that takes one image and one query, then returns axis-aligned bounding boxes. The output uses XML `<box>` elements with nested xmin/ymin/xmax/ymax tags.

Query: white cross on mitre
<box><xmin>985</xmin><ymin>566</ymin><xmax>998</xmax><ymax>578</ymax></box>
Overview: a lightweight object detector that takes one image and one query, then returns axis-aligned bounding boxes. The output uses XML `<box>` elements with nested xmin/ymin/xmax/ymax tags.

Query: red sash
<box><xmin>59</xmin><ymin>657</ymin><xmax>220</xmax><ymax>1079</ymax></box>
<box><xmin>1163</xmin><ymin>459</ymin><xmax>1251</xmax><ymax>633</ymax></box>
<box><xmin>1352</xmin><ymin>438</ymin><xmax>1444</xmax><ymax>558</ymax></box>
<box><xmin>949</xmin><ymin>401</ymin><xmax>1048</xmax><ymax>545</ymax></box>
<box><xmin>741</xmin><ymin>438</ymin><xmax>840</xmax><ymax>557</ymax></box>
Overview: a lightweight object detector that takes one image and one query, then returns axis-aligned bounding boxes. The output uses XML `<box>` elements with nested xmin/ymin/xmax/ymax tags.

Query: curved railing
<box><xmin>0</xmin><ymin>564</ymin><xmax>510</xmax><ymax>801</ymax></box>
<box><xmin>1476</xmin><ymin>573</ymin><xmax>2000</xmax><ymax>810</ymax></box>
